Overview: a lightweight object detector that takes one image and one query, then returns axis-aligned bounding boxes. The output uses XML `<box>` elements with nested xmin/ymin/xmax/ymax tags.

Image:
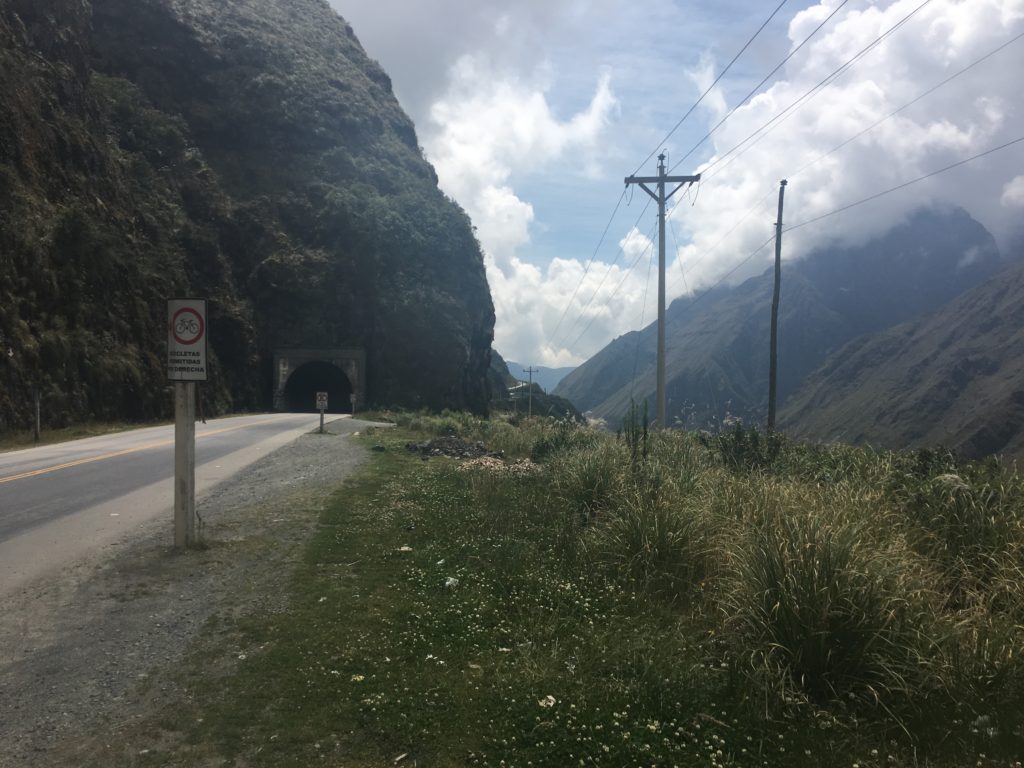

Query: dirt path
<box><xmin>0</xmin><ymin>417</ymin><xmax>386</xmax><ymax>768</ymax></box>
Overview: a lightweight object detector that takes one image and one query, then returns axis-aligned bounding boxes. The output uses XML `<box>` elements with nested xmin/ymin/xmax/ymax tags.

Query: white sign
<box><xmin>167</xmin><ymin>298</ymin><xmax>208</xmax><ymax>381</ymax></box>
<box><xmin>316</xmin><ymin>391</ymin><xmax>328</xmax><ymax>410</ymax></box>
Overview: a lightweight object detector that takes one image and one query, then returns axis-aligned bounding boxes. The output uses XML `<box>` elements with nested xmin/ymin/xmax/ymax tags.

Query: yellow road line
<box><xmin>0</xmin><ymin>417</ymin><xmax>289</xmax><ymax>485</ymax></box>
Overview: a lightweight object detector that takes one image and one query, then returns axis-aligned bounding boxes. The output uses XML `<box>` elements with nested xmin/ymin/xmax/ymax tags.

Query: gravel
<box><xmin>0</xmin><ymin>417</ymin><xmax>387</xmax><ymax>768</ymax></box>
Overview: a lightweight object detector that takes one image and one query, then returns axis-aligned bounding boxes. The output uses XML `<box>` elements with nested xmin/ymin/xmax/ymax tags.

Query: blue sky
<box><xmin>331</xmin><ymin>0</ymin><xmax>1024</xmax><ymax>365</ymax></box>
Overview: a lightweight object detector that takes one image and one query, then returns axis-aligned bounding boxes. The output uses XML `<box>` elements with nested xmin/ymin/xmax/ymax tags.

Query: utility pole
<box><xmin>625</xmin><ymin>154</ymin><xmax>700</xmax><ymax>427</ymax></box>
<box><xmin>767</xmin><ymin>179</ymin><xmax>787</xmax><ymax>432</ymax></box>
<box><xmin>524</xmin><ymin>366</ymin><xmax>538</xmax><ymax>419</ymax></box>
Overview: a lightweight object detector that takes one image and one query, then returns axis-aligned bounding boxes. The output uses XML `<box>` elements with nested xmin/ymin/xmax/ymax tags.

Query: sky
<box><xmin>329</xmin><ymin>0</ymin><xmax>1024</xmax><ymax>367</ymax></box>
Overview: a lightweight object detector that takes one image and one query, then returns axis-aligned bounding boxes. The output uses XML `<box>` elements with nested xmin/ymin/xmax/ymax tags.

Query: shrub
<box><xmin>587</xmin><ymin>486</ymin><xmax>710</xmax><ymax>600</ymax></box>
<box><xmin>699</xmin><ymin>422</ymin><xmax>784</xmax><ymax>473</ymax></box>
<box><xmin>721</xmin><ymin>493</ymin><xmax>935</xmax><ymax>708</ymax></box>
<box><xmin>547</xmin><ymin>440</ymin><xmax>627</xmax><ymax>525</ymax></box>
<box><xmin>530</xmin><ymin>418</ymin><xmax>594</xmax><ymax>463</ymax></box>
<box><xmin>888</xmin><ymin>449</ymin><xmax>1024</xmax><ymax>586</ymax></box>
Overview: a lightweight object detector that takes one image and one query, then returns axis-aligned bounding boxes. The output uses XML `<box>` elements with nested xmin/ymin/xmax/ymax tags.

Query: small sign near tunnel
<box><xmin>316</xmin><ymin>391</ymin><xmax>328</xmax><ymax>410</ymax></box>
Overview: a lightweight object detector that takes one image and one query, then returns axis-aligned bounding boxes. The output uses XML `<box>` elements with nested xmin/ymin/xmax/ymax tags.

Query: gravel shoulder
<box><xmin>0</xmin><ymin>417</ymin><xmax>388</xmax><ymax>768</ymax></box>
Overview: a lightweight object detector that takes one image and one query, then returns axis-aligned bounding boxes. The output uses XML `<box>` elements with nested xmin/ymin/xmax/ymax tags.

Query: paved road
<box><xmin>0</xmin><ymin>413</ymin><xmax>334</xmax><ymax>594</ymax></box>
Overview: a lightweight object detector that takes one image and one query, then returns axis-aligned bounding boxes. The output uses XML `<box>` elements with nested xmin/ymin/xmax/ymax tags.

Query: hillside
<box><xmin>781</xmin><ymin>259</ymin><xmax>1024</xmax><ymax>459</ymax></box>
<box><xmin>0</xmin><ymin>0</ymin><xmax>494</xmax><ymax>431</ymax></box>
<box><xmin>555</xmin><ymin>208</ymin><xmax>1006</xmax><ymax>428</ymax></box>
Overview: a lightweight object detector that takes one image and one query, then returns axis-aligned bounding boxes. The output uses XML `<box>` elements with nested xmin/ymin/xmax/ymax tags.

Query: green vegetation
<box><xmin>106</xmin><ymin>416</ymin><xmax>1024</xmax><ymax>766</ymax></box>
<box><xmin>0</xmin><ymin>419</ymin><xmax>168</xmax><ymax>453</ymax></box>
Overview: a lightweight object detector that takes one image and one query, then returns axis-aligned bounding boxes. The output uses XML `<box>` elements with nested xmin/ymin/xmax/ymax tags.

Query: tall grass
<box><xmin>375</xmin><ymin>411</ymin><xmax>1024</xmax><ymax>746</ymax></box>
<box><xmin>718</xmin><ymin>484</ymin><xmax>937</xmax><ymax>708</ymax></box>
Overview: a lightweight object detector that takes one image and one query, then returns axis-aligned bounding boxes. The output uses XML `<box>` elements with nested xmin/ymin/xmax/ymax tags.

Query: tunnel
<box><xmin>282</xmin><ymin>360</ymin><xmax>353</xmax><ymax>413</ymax></box>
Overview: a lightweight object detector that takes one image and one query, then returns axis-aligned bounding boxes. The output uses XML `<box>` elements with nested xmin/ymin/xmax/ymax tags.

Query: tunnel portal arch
<box><xmin>273</xmin><ymin>348</ymin><xmax>366</xmax><ymax>413</ymax></box>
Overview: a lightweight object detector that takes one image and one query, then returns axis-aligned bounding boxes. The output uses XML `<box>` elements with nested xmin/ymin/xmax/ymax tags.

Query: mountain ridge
<box><xmin>781</xmin><ymin>257</ymin><xmax>1024</xmax><ymax>458</ymax></box>
<box><xmin>555</xmin><ymin>207</ymin><xmax>1008</xmax><ymax>430</ymax></box>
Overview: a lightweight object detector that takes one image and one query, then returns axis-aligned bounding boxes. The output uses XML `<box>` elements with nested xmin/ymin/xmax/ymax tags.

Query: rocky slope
<box><xmin>781</xmin><ymin>259</ymin><xmax>1024</xmax><ymax>459</ymax></box>
<box><xmin>0</xmin><ymin>0</ymin><xmax>494</xmax><ymax>430</ymax></box>
<box><xmin>555</xmin><ymin>208</ymin><xmax>1007</xmax><ymax>429</ymax></box>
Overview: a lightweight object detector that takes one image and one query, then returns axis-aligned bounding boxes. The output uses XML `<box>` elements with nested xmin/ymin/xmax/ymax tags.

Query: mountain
<box><xmin>505</xmin><ymin>361</ymin><xmax>576</xmax><ymax>393</ymax></box>
<box><xmin>487</xmin><ymin>348</ymin><xmax>517</xmax><ymax>399</ymax></box>
<box><xmin>0</xmin><ymin>0</ymin><xmax>493</xmax><ymax>431</ymax></box>
<box><xmin>781</xmin><ymin>259</ymin><xmax>1024</xmax><ymax>459</ymax></box>
<box><xmin>555</xmin><ymin>208</ymin><xmax>1007</xmax><ymax>429</ymax></box>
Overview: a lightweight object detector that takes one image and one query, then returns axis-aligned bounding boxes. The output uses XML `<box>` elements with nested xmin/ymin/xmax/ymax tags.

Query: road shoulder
<box><xmin>0</xmin><ymin>418</ymin><xmax>383</xmax><ymax>768</ymax></box>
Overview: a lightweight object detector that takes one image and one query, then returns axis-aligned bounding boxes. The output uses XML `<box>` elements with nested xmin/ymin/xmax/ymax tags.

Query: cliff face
<box><xmin>0</xmin><ymin>0</ymin><xmax>494</xmax><ymax>429</ymax></box>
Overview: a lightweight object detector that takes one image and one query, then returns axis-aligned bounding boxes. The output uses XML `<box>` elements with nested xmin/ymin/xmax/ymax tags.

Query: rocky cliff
<box><xmin>0</xmin><ymin>0</ymin><xmax>494</xmax><ymax>430</ymax></box>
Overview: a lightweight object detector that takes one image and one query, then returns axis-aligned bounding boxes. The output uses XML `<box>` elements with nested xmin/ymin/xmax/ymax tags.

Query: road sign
<box><xmin>167</xmin><ymin>299</ymin><xmax>208</xmax><ymax>382</ymax></box>
<box><xmin>316</xmin><ymin>391</ymin><xmax>328</xmax><ymax>410</ymax></box>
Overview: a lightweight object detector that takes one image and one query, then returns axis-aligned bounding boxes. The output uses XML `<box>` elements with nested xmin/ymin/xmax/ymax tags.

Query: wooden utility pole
<box><xmin>767</xmin><ymin>179</ymin><xmax>788</xmax><ymax>432</ymax></box>
<box><xmin>524</xmin><ymin>367</ymin><xmax>538</xmax><ymax>419</ymax></box>
<box><xmin>625</xmin><ymin>154</ymin><xmax>700</xmax><ymax>427</ymax></box>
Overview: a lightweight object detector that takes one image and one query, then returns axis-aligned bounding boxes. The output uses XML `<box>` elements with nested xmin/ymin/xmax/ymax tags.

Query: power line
<box><xmin>630</xmin><ymin>0</ymin><xmax>790</xmax><ymax>176</ymax></box>
<box><xmin>550</xmin><ymin>189</ymin><xmax>628</xmax><ymax>342</ymax></box>
<box><xmin>630</xmin><ymin>241</ymin><xmax>657</xmax><ymax>399</ymax></box>
<box><xmin>567</xmin><ymin>222</ymin><xmax>658</xmax><ymax>353</ymax></box>
<box><xmin>555</xmin><ymin>198</ymin><xmax>652</xmax><ymax>348</ymax></box>
<box><xmin>786</xmin><ymin>135</ymin><xmax>1024</xmax><ymax>234</ymax></box>
<box><xmin>666</xmin><ymin>0</ymin><xmax>853</xmax><ymax>175</ymax></box>
<box><xmin>647</xmin><ymin>132</ymin><xmax>1024</xmax><ymax>354</ymax></box>
<box><xmin>669</xmin><ymin>216</ymin><xmax>689</xmax><ymax>296</ymax></box>
<box><xmin>664</xmin><ymin>186</ymin><xmax>777</xmax><ymax>295</ymax></box>
<box><xmin>663</xmin><ymin>27</ymin><xmax>1024</xmax><ymax>295</ymax></box>
<box><xmin>786</xmin><ymin>29</ymin><xmax>1024</xmax><ymax>180</ymax></box>
<box><xmin>694</xmin><ymin>0</ymin><xmax>934</xmax><ymax>179</ymax></box>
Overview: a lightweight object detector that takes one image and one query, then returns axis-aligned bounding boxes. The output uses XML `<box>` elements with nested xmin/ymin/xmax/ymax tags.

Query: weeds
<box><xmin>720</xmin><ymin>493</ymin><xmax>934</xmax><ymax>709</ymax></box>
<box><xmin>700</xmin><ymin>421</ymin><xmax>784</xmax><ymax>473</ymax></box>
<box><xmin>120</xmin><ymin>414</ymin><xmax>1024</xmax><ymax>767</ymax></box>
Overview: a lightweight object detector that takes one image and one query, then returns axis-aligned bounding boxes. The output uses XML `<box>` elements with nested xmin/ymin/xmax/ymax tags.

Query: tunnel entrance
<box><xmin>282</xmin><ymin>361</ymin><xmax>353</xmax><ymax>413</ymax></box>
<box><xmin>272</xmin><ymin>348</ymin><xmax>366</xmax><ymax>412</ymax></box>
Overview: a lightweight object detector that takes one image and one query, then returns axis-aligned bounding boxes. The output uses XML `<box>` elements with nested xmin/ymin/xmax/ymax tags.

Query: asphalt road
<box><xmin>0</xmin><ymin>413</ymin><xmax>333</xmax><ymax>594</ymax></box>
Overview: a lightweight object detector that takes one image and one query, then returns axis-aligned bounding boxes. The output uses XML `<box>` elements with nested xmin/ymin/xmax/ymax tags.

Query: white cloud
<box><xmin>664</xmin><ymin>0</ymin><xmax>1024</xmax><ymax>295</ymax></box>
<box><xmin>487</xmin><ymin>228</ymin><xmax>657</xmax><ymax>367</ymax></box>
<box><xmin>1002</xmin><ymin>175</ymin><xmax>1024</xmax><ymax>207</ymax></box>
<box><xmin>332</xmin><ymin>0</ymin><xmax>1024</xmax><ymax>366</ymax></box>
<box><xmin>688</xmin><ymin>52</ymin><xmax>730</xmax><ymax>124</ymax></box>
<box><xmin>426</xmin><ymin>56</ymin><xmax>617</xmax><ymax>267</ymax></box>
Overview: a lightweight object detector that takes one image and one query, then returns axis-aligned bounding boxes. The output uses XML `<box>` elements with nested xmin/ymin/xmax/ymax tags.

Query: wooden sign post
<box><xmin>167</xmin><ymin>298</ymin><xmax>208</xmax><ymax>548</ymax></box>
<box><xmin>316</xmin><ymin>391</ymin><xmax>328</xmax><ymax>434</ymax></box>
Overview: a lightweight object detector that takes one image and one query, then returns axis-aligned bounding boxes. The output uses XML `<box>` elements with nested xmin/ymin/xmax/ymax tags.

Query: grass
<box><xmin>0</xmin><ymin>419</ymin><xmax>171</xmax><ymax>452</ymax></box>
<box><xmin>92</xmin><ymin>416</ymin><xmax>1024</xmax><ymax>767</ymax></box>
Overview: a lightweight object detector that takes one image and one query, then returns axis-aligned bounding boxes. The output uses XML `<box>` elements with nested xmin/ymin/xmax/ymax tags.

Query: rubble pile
<box><xmin>405</xmin><ymin>436</ymin><xmax>504</xmax><ymax>460</ymax></box>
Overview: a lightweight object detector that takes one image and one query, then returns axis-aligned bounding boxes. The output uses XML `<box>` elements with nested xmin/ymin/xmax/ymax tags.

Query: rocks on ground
<box><xmin>405</xmin><ymin>436</ymin><xmax>503</xmax><ymax>460</ymax></box>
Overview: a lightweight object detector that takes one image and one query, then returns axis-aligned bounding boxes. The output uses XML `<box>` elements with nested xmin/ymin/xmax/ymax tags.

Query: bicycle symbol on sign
<box><xmin>171</xmin><ymin>306</ymin><xmax>204</xmax><ymax>346</ymax></box>
<box><xmin>175</xmin><ymin>316</ymin><xmax>199</xmax><ymax>336</ymax></box>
